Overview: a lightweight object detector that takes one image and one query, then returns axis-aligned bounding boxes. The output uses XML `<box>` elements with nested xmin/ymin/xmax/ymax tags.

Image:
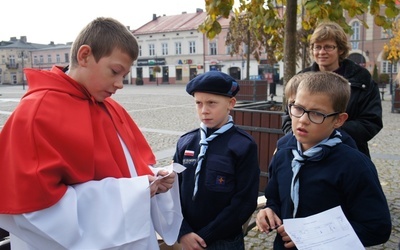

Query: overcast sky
<box><xmin>1</xmin><ymin>0</ymin><xmax>211</xmax><ymax>44</ymax></box>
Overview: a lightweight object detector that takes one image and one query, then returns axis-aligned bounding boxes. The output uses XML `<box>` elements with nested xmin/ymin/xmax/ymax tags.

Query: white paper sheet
<box><xmin>149</xmin><ymin>163</ymin><xmax>186</xmax><ymax>187</ymax></box>
<box><xmin>283</xmin><ymin>206</ymin><xmax>364</xmax><ymax>250</ymax></box>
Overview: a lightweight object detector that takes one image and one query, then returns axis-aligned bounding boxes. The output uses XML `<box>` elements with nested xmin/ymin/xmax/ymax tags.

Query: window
<box><xmin>209</xmin><ymin>42</ymin><xmax>217</xmax><ymax>55</ymax></box>
<box><xmin>226</xmin><ymin>44</ymin><xmax>232</xmax><ymax>55</ymax></box>
<box><xmin>34</xmin><ymin>56</ymin><xmax>38</xmax><ymax>64</ymax></box>
<box><xmin>162</xmin><ymin>43</ymin><xmax>168</xmax><ymax>56</ymax></box>
<box><xmin>189</xmin><ymin>41</ymin><xmax>196</xmax><ymax>54</ymax></box>
<box><xmin>12</xmin><ymin>74</ymin><xmax>17</xmax><ymax>84</ymax></box>
<box><xmin>139</xmin><ymin>45</ymin><xmax>142</xmax><ymax>57</ymax></box>
<box><xmin>64</xmin><ymin>53</ymin><xmax>69</xmax><ymax>63</ymax></box>
<box><xmin>1</xmin><ymin>55</ymin><xmax>5</xmax><ymax>64</ymax></box>
<box><xmin>149</xmin><ymin>44</ymin><xmax>155</xmax><ymax>56</ymax></box>
<box><xmin>149</xmin><ymin>67</ymin><xmax>156</xmax><ymax>82</ymax></box>
<box><xmin>56</xmin><ymin>54</ymin><xmax>61</xmax><ymax>63</ymax></box>
<box><xmin>176</xmin><ymin>68</ymin><xmax>182</xmax><ymax>80</ymax></box>
<box><xmin>350</xmin><ymin>21</ymin><xmax>360</xmax><ymax>50</ymax></box>
<box><xmin>47</xmin><ymin>54</ymin><xmax>52</xmax><ymax>63</ymax></box>
<box><xmin>9</xmin><ymin>55</ymin><xmax>16</xmax><ymax>66</ymax></box>
<box><xmin>175</xmin><ymin>42</ymin><xmax>182</xmax><ymax>55</ymax></box>
<box><xmin>40</xmin><ymin>55</ymin><xmax>44</xmax><ymax>64</ymax></box>
<box><xmin>381</xmin><ymin>61</ymin><xmax>398</xmax><ymax>74</ymax></box>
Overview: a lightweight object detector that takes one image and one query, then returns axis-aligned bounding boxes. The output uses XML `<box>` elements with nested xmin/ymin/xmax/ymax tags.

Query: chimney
<box><xmin>10</xmin><ymin>37</ymin><xmax>17</xmax><ymax>41</ymax></box>
<box><xmin>49</xmin><ymin>41</ymin><xmax>55</xmax><ymax>45</ymax></box>
<box><xmin>153</xmin><ymin>14</ymin><xmax>157</xmax><ymax>20</ymax></box>
<box><xmin>20</xmin><ymin>36</ymin><xmax>27</xmax><ymax>43</ymax></box>
<box><xmin>196</xmin><ymin>8</ymin><xmax>203</xmax><ymax>13</ymax></box>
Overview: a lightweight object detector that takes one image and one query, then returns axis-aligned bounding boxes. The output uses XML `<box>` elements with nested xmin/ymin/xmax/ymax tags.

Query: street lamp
<box><xmin>20</xmin><ymin>50</ymin><xmax>26</xmax><ymax>90</ymax></box>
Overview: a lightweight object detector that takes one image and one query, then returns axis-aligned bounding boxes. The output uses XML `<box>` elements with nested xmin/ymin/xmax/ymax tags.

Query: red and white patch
<box><xmin>184</xmin><ymin>150</ymin><xmax>195</xmax><ymax>157</ymax></box>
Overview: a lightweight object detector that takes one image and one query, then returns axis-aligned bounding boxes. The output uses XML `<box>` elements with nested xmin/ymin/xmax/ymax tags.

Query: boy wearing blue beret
<box><xmin>173</xmin><ymin>71</ymin><xmax>260</xmax><ymax>249</ymax></box>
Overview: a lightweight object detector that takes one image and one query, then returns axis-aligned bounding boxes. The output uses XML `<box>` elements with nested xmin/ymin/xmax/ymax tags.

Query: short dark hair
<box><xmin>297</xmin><ymin>71</ymin><xmax>350</xmax><ymax>113</ymax></box>
<box><xmin>70</xmin><ymin>17</ymin><xmax>138</xmax><ymax>68</ymax></box>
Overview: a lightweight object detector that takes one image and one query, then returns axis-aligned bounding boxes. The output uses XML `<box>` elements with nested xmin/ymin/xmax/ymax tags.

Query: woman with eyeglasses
<box><xmin>282</xmin><ymin>21</ymin><xmax>382</xmax><ymax>158</ymax></box>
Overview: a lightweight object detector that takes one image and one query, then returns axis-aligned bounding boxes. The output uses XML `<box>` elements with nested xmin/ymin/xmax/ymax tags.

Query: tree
<box><xmin>283</xmin><ymin>0</ymin><xmax>297</xmax><ymax>90</ymax></box>
<box><xmin>383</xmin><ymin>18</ymin><xmax>400</xmax><ymax>94</ymax></box>
<box><xmin>383</xmin><ymin>18</ymin><xmax>400</xmax><ymax>62</ymax></box>
<box><xmin>225</xmin><ymin>12</ymin><xmax>278</xmax><ymax>79</ymax></box>
<box><xmin>200</xmin><ymin>0</ymin><xmax>400</xmax><ymax>84</ymax></box>
<box><xmin>225</xmin><ymin>13</ymin><xmax>252</xmax><ymax>79</ymax></box>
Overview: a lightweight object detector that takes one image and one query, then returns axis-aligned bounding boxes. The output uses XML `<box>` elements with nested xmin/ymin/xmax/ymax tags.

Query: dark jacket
<box><xmin>282</xmin><ymin>59</ymin><xmax>383</xmax><ymax>158</ymax></box>
<box><xmin>266</xmin><ymin>131</ymin><xmax>391</xmax><ymax>249</ymax></box>
<box><xmin>173</xmin><ymin>126</ymin><xmax>260</xmax><ymax>246</ymax></box>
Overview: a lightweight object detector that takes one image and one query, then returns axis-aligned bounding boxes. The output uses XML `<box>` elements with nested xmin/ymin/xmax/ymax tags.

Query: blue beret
<box><xmin>186</xmin><ymin>71</ymin><xmax>240</xmax><ymax>97</ymax></box>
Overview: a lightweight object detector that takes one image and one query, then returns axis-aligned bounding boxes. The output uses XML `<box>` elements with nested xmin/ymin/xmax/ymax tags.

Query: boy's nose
<box><xmin>115</xmin><ymin>79</ymin><xmax>124</xmax><ymax>89</ymax></box>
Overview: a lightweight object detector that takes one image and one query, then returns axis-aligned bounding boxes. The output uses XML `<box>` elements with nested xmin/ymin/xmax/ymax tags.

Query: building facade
<box><xmin>132</xmin><ymin>9</ymin><xmax>263</xmax><ymax>85</ymax></box>
<box><xmin>0</xmin><ymin>37</ymin><xmax>70</xmax><ymax>85</ymax></box>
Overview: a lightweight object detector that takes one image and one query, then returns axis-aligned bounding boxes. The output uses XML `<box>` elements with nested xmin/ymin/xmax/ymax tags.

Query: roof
<box><xmin>133</xmin><ymin>10</ymin><xmax>231</xmax><ymax>35</ymax></box>
<box><xmin>133</xmin><ymin>12</ymin><xmax>206</xmax><ymax>35</ymax></box>
<box><xmin>0</xmin><ymin>39</ymin><xmax>53</xmax><ymax>50</ymax></box>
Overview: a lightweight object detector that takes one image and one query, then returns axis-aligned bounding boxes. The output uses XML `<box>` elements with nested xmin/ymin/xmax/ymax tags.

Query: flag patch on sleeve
<box><xmin>184</xmin><ymin>150</ymin><xmax>195</xmax><ymax>157</ymax></box>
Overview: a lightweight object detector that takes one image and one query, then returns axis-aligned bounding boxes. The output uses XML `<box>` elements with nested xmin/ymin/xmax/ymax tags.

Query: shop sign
<box><xmin>137</xmin><ymin>58</ymin><xmax>166</xmax><ymax>66</ymax></box>
<box><xmin>178</xmin><ymin>59</ymin><xmax>193</xmax><ymax>64</ymax></box>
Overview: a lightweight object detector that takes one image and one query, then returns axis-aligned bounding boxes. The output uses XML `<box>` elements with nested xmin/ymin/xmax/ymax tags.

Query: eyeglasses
<box><xmin>312</xmin><ymin>45</ymin><xmax>337</xmax><ymax>52</ymax></box>
<box><xmin>288</xmin><ymin>104</ymin><xmax>339</xmax><ymax>124</ymax></box>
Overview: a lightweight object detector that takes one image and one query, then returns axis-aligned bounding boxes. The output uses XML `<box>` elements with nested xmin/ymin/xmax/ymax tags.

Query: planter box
<box><xmin>236</xmin><ymin>80</ymin><xmax>269</xmax><ymax>102</ymax></box>
<box><xmin>394</xmin><ymin>89</ymin><xmax>400</xmax><ymax>112</ymax></box>
<box><xmin>232</xmin><ymin>101</ymin><xmax>284</xmax><ymax>193</ymax></box>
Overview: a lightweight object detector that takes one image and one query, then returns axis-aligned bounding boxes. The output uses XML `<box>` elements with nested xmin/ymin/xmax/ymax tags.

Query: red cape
<box><xmin>0</xmin><ymin>66</ymin><xmax>155</xmax><ymax>213</ymax></box>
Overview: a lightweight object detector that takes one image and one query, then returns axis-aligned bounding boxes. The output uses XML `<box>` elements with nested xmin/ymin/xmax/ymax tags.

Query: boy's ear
<box><xmin>228</xmin><ymin>97</ymin><xmax>237</xmax><ymax>110</ymax></box>
<box><xmin>334</xmin><ymin>113</ymin><xmax>348</xmax><ymax>128</ymax></box>
<box><xmin>76</xmin><ymin>45</ymin><xmax>92</xmax><ymax>66</ymax></box>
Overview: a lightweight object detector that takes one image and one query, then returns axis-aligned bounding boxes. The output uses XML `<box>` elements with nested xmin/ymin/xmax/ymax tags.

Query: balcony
<box><xmin>6</xmin><ymin>63</ymin><xmax>19</xmax><ymax>69</ymax></box>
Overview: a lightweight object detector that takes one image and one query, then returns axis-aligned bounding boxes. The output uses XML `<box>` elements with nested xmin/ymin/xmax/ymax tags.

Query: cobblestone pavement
<box><xmin>0</xmin><ymin>83</ymin><xmax>399</xmax><ymax>250</ymax></box>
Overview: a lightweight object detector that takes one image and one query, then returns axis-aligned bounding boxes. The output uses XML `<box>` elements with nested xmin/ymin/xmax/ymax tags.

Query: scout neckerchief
<box><xmin>192</xmin><ymin>115</ymin><xmax>234</xmax><ymax>200</ymax></box>
<box><xmin>290</xmin><ymin>130</ymin><xmax>342</xmax><ymax>217</ymax></box>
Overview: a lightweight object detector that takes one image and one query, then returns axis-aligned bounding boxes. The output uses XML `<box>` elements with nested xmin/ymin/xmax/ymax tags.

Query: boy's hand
<box><xmin>180</xmin><ymin>232</ymin><xmax>207</xmax><ymax>250</ymax></box>
<box><xmin>156</xmin><ymin>169</ymin><xmax>175</xmax><ymax>193</ymax></box>
<box><xmin>256</xmin><ymin>207</ymin><xmax>282</xmax><ymax>233</ymax></box>
<box><xmin>277</xmin><ymin>225</ymin><xmax>295</xmax><ymax>248</ymax></box>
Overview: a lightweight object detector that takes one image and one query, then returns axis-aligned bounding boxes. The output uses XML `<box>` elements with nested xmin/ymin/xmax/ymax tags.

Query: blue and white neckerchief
<box><xmin>192</xmin><ymin>115</ymin><xmax>234</xmax><ymax>200</ymax></box>
<box><xmin>290</xmin><ymin>130</ymin><xmax>342</xmax><ymax>217</ymax></box>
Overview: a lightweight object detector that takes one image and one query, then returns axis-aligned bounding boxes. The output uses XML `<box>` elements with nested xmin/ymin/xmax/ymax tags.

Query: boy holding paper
<box><xmin>0</xmin><ymin>17</ymin><xmax>182</xmax><ymax>249</ymax></box>
<box><xmin>256</xmin><ymin>71</ymin><xmax>391</xmax><ymax>249</ymax></box>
